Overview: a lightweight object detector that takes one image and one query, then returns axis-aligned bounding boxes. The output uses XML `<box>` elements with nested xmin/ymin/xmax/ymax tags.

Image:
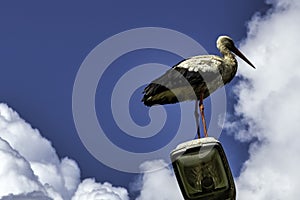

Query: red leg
<box><xmin>194</xmin><ymin>100</ymin><xmax>201</xmax><ymax>139</ymax></box>
<box><xmin>199</xmin><ymin>94</ymin><xmax>208</xmax><ymax>137</ymax></box>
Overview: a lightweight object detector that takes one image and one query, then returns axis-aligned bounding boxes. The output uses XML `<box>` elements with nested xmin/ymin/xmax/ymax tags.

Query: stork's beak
<box><xmin>232</xmin><ymin>46</ymin><xmax>256</xmax><ymax>69</ymax></box>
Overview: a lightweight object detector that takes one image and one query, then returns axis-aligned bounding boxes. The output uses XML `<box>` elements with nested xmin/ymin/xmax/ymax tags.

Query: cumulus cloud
<box><xmin>225</xmin><ymin>0</ymin><xmax>300</xmax><ymax>199</ymax></box>
<box><xmin>136</xmin><ymin>160</ymin><xmax>183</xmax><ymax>200</ymax></box>
<box><xmin>0</xmin><ymin>103</ymin><xmax>129</xmax><ymax>200</ymax></box>
<box><xmin>0</xmin><ymin>137</ymin><xmax>47</xmax><ymax>198</ymax></box>
<box><xmin>72</xmin><ymin>179</ymin><xmax>129</xmax><ymax>200</ymax></box>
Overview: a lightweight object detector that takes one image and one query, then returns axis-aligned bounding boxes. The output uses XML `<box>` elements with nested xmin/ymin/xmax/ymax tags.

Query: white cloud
<box><xmin>0</xmin><ymin>103</ymin><xmax>129</xmax><ymax>200</ymax></box>
<box><xmin>136</xmin><ymin>160</ymin><xmax>183</xmax><ymax>200</ymax></box>
<box><xmin>72</xmin><ymin>179</ymin><xmax>129</xmax><ymax>200</ymax></box>
<box><xmin>0</xmin><ymin>137</ymin><xmax>46</xmax><ymax>197</ymax></box>
<box><xmin>225</xmin><ymin>0</ymin><xmax>300</xmax><ymax>199</ymax></box>
<box><xmin>0</xmin><ymin>103</ymin><xmax>74</xmax><ymax>200</ymax></box>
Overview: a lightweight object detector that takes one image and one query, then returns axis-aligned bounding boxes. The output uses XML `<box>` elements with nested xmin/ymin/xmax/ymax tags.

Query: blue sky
<box><xmin>3</xmin><ymin>0</ymin><xmax>295</xmax><ymax>199</ymax></box>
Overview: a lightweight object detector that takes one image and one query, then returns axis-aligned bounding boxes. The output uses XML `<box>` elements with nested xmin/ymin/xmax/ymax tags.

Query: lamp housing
<box><xmin>170</xmin><ymin>137</ymin><xmax>236</xmax><ymax>200</ymax></box>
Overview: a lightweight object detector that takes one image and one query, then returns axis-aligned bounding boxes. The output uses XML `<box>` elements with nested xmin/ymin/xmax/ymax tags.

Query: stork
<box><xmin>142</xmin><ymin>36</ymin><xmax>255</xmax><ymax>138</ymax></box>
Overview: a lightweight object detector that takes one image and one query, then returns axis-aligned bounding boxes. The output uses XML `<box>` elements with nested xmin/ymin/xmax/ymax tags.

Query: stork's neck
<box><xmin>219</xmin><ymin>46</ymin><xmax>237</xmax><ymax>67</ymax></box>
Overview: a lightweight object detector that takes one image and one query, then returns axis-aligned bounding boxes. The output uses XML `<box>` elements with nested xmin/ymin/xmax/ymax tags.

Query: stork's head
<box><xmin>216</xmin><ymin>36</ymin><xmax>235</xmax><ymax>50</ymax></box>
<box><xmin>217</xmin><ymin>35</ymin><xmax>256</xmax><ymax>69</ymax></box>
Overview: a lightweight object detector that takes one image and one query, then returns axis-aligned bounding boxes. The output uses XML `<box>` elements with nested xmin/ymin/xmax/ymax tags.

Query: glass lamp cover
<box><xmin>170</xmin><ymin>137</ymin><xmax>236</xmax><ymax>200</ymax></box>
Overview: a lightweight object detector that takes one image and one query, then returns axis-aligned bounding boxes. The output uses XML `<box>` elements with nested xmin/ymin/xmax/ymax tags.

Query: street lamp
<box><xmin>170</xmin><ymin>137</ymin><xmax>236</xmax><ymax>200</ymax></box>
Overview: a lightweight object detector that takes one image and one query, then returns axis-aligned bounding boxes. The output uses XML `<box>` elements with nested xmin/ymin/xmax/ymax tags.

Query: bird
<box><xmin>142</xmin><ymin>35</ymin><xmax>255</xmax><ymax>138</ymax></box>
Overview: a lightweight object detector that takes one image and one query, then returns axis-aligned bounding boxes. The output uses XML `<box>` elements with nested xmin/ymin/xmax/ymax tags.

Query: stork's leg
<box><xmin>194</xmin><ymin>100</ymin><xmax>201</xmax><ymax>139</ymax></box>
<box><xmin>199</xmin><ymin>94</ymin><xmax>208</xmax><ymax>137</ymax></box>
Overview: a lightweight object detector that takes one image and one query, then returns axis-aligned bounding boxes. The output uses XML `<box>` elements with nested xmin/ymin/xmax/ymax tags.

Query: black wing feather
<box><xmin>142</xmin><ymin>56</ymin><xmax>222</xmax><ymax>106</ymax></box>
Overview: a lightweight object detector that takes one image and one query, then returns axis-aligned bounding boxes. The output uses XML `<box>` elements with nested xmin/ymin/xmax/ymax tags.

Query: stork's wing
<box><xmin>175</xmin><ymin>55</ymin><xmax>223</xmax><ymax>72</ymax></box>
<box><xmin>142</xmin><ymin>55</ymin><xmax>223</xmax><ymax>106</ymax></box>
<box><xmin>174</xmin><ymin>55</ymin><xmax>223</xmax><ymax>85</ymax></box>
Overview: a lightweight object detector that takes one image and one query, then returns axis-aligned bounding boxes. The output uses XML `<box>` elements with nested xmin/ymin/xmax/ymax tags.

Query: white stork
<box><xmin>142</xmin><ymin>36</ymin><xmax>255</xmax><ymax>138</ymax></box>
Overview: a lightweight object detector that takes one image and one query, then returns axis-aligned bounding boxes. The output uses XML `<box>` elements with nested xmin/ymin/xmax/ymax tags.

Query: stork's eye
<box><xmin>224</xmin><ymin>39</ymin><xmax>234</xmax><ymax>50</ymax></box>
